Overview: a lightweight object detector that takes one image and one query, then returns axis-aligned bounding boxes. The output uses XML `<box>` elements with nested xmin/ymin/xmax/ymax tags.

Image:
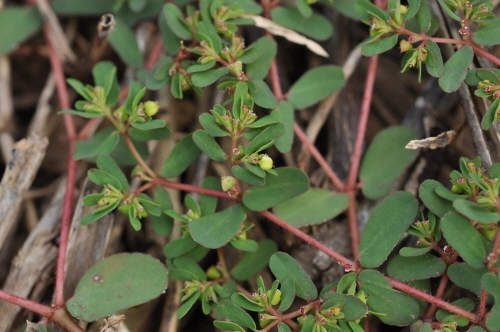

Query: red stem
<box><xmin>468</xmin><ymin>41</ymin><xmax>500</xmax><ymax>67</ymax></box>
<box><xmin>269</xmin><ymin>60</ymin><xmax>284</xmax><ymax>101</ymax></box>
<box><xmin>155</xmin><ymin>178</ymin><xmax>235</xmax><ymax>200</ymax></box>
<box><xmin>146</xmin><ymin>37</ymin><xmax>164</xmax><ymax>70</ymax></box>
<box><xmin>346</xmin><ymin>191</ymin><xmax>360</xmax><ymax>260</ymax></box>
<box><xmin>0</xmin><ymin>290</ymin><xmax>54</xmax><ymax>317</ymax></box>
<box><xmin>346</xmin><ymin>55</ymin><xmax>378</xmax><ymax>189</ymax></box>
<box><xmin>478</xmin><ymin>288</ymin><xmax>488</xmax><ymax>320</ymax></box>
<box><xmin>260</xmin><ymin>211</ymin><xmax>358</xmax><ymax>271</ymax></box>
<box><xmin>45</xmin><ymin>25</ymin><xmax>78</xmax><ymax>307</ymax></box>
<box><xmin>422</xmin><ymin>272</ymin><xmax>449</xmax><ymax>320</ymax></box>
<box><xmin>293</xmin><ymin>122</ymin><xmax>345</xmax><ymax>191</ymax></box>
<box><xmin>389</xmin><ymin>278</ymin><xmax>478</xmax><ymax>323</ymax></box>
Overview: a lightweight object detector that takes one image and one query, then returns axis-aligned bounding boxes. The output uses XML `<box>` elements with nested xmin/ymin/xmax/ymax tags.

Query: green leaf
<box><xmin>231</xmin><ymin>165</ymin><xmax>265</xmax><ymax>186</ymax></box>
<box><xmin>473</xmin><ymin>16</ymin><xmax>500</xmax><ymax>46</ymax></box>
<box><xmin>0</xmin><ymin>7</ymin><xmax>43</xmax><ymax>56</ymax></box>
<box><xmin>482</xmin><ymin>273</ymin><xmax>500</xmax><ymax>330</ymax></box>
<box><xmin>213</xmin><ymin>321</ymin><xmax>244</xmax><ymax>332</ymax></box>
<box><xmin>164</xmin><ymin>236</ymin><xmax>199</xmax><ymax>258</ymax></box>
<box><xmin>66</xmin><ymin>253</ymin><xmax>168</xmax><ymax>322</ymax></box>
<box><xmin>189</xmin><ymin>204</ymin><xmax>247</xmax><ymax>249</ymax></box>
<box><xmin>399</xmin><ymin>247</ymin><xmax>432</xmax><ymax>257</ymax></box>
<box><xmin>177</xmin><ymin>291</ymin><xmax>200</xmax><ymax>319</ymax></box>
<box><xmin>269</xmin><ymin>252</ymin><xmax>318</xmax><ymax>300</ymax></box>
<box><xmin>158</xmin><ymin>13</ymin><xmax>181</xmax><ymax>56</ymax></box>
<box><xmin>66</xmin><ymin>78</ymin><xmax>92</xmax><ymax>101</ymax></box>
<box><xmin>321</xmin><ymin>293</ymin><xmax>367</xmax><ymax>321</ymax></box>
<box><xmin>482</xmin><ymin>98</ymin><xmax>500</xmax><ymax>130</ymax></box>
<box><xmin>230</xmin><ymin>239</ymin><xmax>258</xmax><ymax>252</ymax></box>
<box><xmin>169</xmin><ymin>256</ymin><xmax>206</xmax><ymax>281</ymax></box>
<box><xmin>192</xmin><ymin>130</ymin><xmax>227</xmax><ymax>162</ymax></box>
<box><xmin>438</xmin><ymin>45</ymin><xmax>473</xmax><ymax>93</ymax></box>
<box><xmin>200</xmin><ymin>177</ymin><xmax>220</xmax><ymax>216</ymax></box>
<box><xmin>92</xmin><ymin>61</ymin><xmax>119</xmax><ymax>106</ymax></box>
<box><xmin>270</xmin><ymin>7</ymin><xmax>333</xmax><ymax>40</ymax></box>
<box><xmin>199</xmin><ymin>113</ymin><xmax>229</xmax><ymax>137</ymax></box>
<box><xmin>163</xmin><ymin>3</ymin><xmax>192</xmax><ymax>40</ymax></box>
<box><xmin>360</xmin><ymin>126</ymin><xmax>418</xmax><ymax>199</ymax></box>
<box><xmin>195</xmin><ymin>21</ymin><xmax>222</xmax><ymax>53</ymax></box>
<box><xmin>242</xmin><ymin>167</ymin><xmax>309</xmax><ymax>211</ymax></box>
<box><xmin>287</xmin><ymin>65</ymin><xmax>344</xmax><ymax>109</ymax></box>
<box><xmin>129</xmin><ymin>127</ymin><xmax>171</xmax><ymax>141</ymax></box>
<box><xmin>437</xmin><ymin>0</ymin><xmax>461</xmax><ymax>21</ymax></box>
<box><xmin>130</xmin><ymin>119</ymin><xmax>166</xmax><ymax>131</ymax></box>
<box><xmin>245</xmin><ymin>127</ymin><xmax>276</xmax><ymax>155</ymax></box>
<box><xmin>419</xmin><ymin>180</ymin><xmax>455</xmax><ymax>217</ymax></box>
<box><xmin>272</xmin><ymin>101</ymin><xmax>295</xmax><ymax>153</ymax></box>
<box><xmin>58</xmin><ymin>109</ymin><xmax>102</xmax><ymax>119</ymax></box>
<box><xmin>448</xmin><ymin>263</ymin><xmax>487</xmax><ymax>297</ymax></box>
<box><xmin>387</xmin><ymin>254</ymin><xmax>446</xmax><ymax>281</ymax></box>
<box><xmin>231</xmin><ymin>293</ymin><xmax>264</xmax><ymax>312</ymax></box>
<box><xmin>405</xmin><ymin>0</ymin><xmax>421</xmax><ymax>20</ymax></box>
<box><xmin>108</xmin><ymin>18</ymin><xmax>143</xmax><ymax>68</ymax></box>
<box><xmin>248</xmin><ymin>79</ymin><xmax>277</xmax><ymax>109</ymax></box>
<box><xmin>160</xmin><ymin>134</ymin><xmax>202</xmax><ymax>178</ymax></box>
<box><xmin>191</xmin><ymin>67</ymin><xmax>229</xmax><ymax>87</ymax></box>
<box><xmin>415</xmin><ymin>0</ymin><xmax>431</xmax><ymax>32</ymax></box>
<box><xmin>273</xmin><ymin>190</ymin><xmax>348</xmax><ymax>227</ymax></box>
<box><xmin>51</xmin><ymin>0</ymin><xmax>114</xmax><ymax>15</ymax></box>
<box><xmin>440</xmin><ymin>212</ymin><xmax>486</xmax><ymax>268</ymax></box>
<box><xmin>359</xmin><ymin>192</ymin><xmax>418</xmax><ymax>268</ymax></box>
<box><xmin>361</xmin><ymin>35</ymin><xmax>398</xmax><ymax>57</ymax></box>
<box><xmin>216</xmin><ymin>300</ymin><xmax>256</xmax><ymax>330</ymax></box>
<box><xmin>231</xmin><ymin>239</ymin><xmax>277</xmax><ymax>281</ymax></box>
<box><xmin>81</xmin><ymin>201</ymin><xmax>119</xmax><ymax>225</ymax></box>
<box><xmin>453</xmin><ymin>199</ymin><xmax>500</xmax><ymax>224</ymax></box>
<box><xmin>74</xmin><ymin>128</ymin><xmax>120</xmax><ymax>160</ymax></box>
<box><xmin>95</xmin><ymin>155</ymin><xmax>129</xmax><ymax>190</ymax></box>
<box><xmin>151</xmin><ymin>187</ymin><xmax>173</xmax><ymax>236</ymax></box>
<box><xmin>425</xmin><ymin>40</ymin><xmax>444</xmax><ymax>78</ymax></box>
<box><xmin>243</xmin><ymin>37</ymin><xmax>277</xmax><ymax>80</ymax></box>
<box><xmin>146</xmin><ymin>57</ymin><xmax>173</xmax><ymax>90</ymax></box>
<box><xmin>359</xmin><ymin>269</ymin><xmax>420</xmax><ymax>325</ymax></box>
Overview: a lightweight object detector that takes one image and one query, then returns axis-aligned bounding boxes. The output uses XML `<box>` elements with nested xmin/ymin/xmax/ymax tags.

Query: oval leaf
<box><xmin>189</xmin><ymin>204</ymin><xmax>247</xmax><ymax>249</ymax></box>
<box><xmin>160</xmin><ymin>134</ymin><xmax>202</xmax><ymax>178</ymax></box>
<box><xmin>273</xmin><ymin>189</ymin><xmax>348</xmax><ymax>227</ymax></box>
<box><xmin>438</xmin><ymin>45</ymin><xmax>473</xmax><ymax>92</ymax></box>
<box><xmin>66</xmin><ymin>253</ymin><xmax>168</xmax><ymax>322</ymax></box>
<box><xmin>270</xmin><ymin>7</ymin><xmax>333</xmax><ymax>40</ymax></box>
<box><xmin>232</xmin><ymin>239</ymin><xmax>278</xmax><ymax>281</ymax></box>
<box><xmin>418</xmin><ymin>179</ymin><xmax>455</xmax><ymax>217</ymax></box>
<box><xmin>192</xmin><ymin>130</ymin><xmax>227</xmax><ymax>162</ymax></box>
<box><xmin>287</xmin><ymin>65</ymin><xmax>345</xmax><ymax>109</ymax></box>
<box><xmin>108</xmin><ymin>18</ymin><xmax>143</xmax><ymax>68</ymax></box>
<box><xmin>361</xmin><ymin>35</ymin><xmax>398</xmax><ymax>56</ymax></box>
<box><xmin>473</xmin><ymin>16</ymin><xmax>500</xmax><ymax>46</ymax></box>
<box><xmin>453</xmin><ymin>199</ymin><xmax>500</xmax><ymax>224</ymax></box>
<box><xmin>359</xmin><ymin>192</ymin><xmax>418</xmax><ymax>268</ymax></box>
<box><xmin>0</xmin><ymin>7</ymin><xmax>43</xmax><ymax>56</ymax></box>
<box><xmin>387</xmin><ymin>254</ymin><xmax>446</xmax><ymax>281</ymax></box>
<box><xmin>360</xmin><ymin>126</ymin><xmax>418</xmax><ymax>199</ymax></box>
<box><xmin>242</xmin><ymin>167</ymin><xmax>309</xmax><ymax>211</ymax></box>
<box><xmin>440</xmin><ymin>212</ymin><xmax>486</xmax><ymax>268</ymax></box>
<box><xmin>269</xmin><ymin>252</ymin><xmax>318</xmax><ymax>300</ymax></box>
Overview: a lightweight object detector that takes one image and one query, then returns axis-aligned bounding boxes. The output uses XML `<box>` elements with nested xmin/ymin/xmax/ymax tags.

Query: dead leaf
<box><xmin>405</xmin><ymin>130</ymin><xmax>456</xmax><ymax>150</ymax></box>
<box><xmin>243</xmin><ymin>14</ymin><xmax>329</xmax><ymax>58</ymax></box>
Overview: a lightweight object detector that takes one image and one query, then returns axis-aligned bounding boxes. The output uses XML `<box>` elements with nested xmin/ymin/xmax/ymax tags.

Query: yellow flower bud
<box><xmin>144</xmin><ymin>101</ymin><xmax>160</xmax><ymax>117</ymax></box>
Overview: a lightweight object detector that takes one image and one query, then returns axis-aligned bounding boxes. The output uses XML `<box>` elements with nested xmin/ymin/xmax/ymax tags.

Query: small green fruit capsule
<box><xmin>451</xmin><ymin>185</ymin><xmax>462</xmax><ymax>194</ymax></box>
<box><xmin>400</xmin><ymin>5</ymin><xmax>408</xmax><ymax>14</ymax></box>
<box><xmin>258</xmin><ymin>155</ymin><xmax>273</xmax><ymax>171</ymax></box>
<box><xmin>400</xmin><ymin>40</ymin><xmax>413</xmax><ymax>53</ymax></box>
<box><xmin>258</xmin><ymin>313</ymin><xmax>275</xmax><ymax>328</ymax></box>
<box><xmin>221</xmin><ymin>176</ymin><xmax>237</xmax><ymax>191</ymax></box>
<box><xmin>117</xmin><ymin>204</ymin><xmax>130</xmax><ymax>215</ymax></box>
<box><xmin>206</xmin><ymin>266</ymin><xmax>222</xmax><ymax>280</ymax></box>
<box><xmin>270</xmin><ymin>289</ymin><xmax>281</xmax><ymax>305</ymax></box>
<box><xmin>481</xmin><ymin>224</ymin><xmax>498</xmax><ymax>240</ymax></box>
<box><xmin>144</xmin><ymin>101</ymin><xmax>160</xmax><ymax>117</ymax></box>
<box><xmin>227</xmin><ymin>61</ymin><xmax>243</xmax><ymax>78</ymax></box>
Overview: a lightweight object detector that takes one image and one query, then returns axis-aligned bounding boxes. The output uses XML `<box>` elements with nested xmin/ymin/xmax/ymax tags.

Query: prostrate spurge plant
<box><xmin>2</xmin><ymin>0</ymin><xmax>500</xmax><ymax>331</ymax></box>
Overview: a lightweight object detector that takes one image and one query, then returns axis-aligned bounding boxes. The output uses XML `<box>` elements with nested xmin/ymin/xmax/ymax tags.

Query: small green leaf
<box><xmin>271</xmin><ymin>101</ymin><xmax>295</xmax><ymax>153</ymax></box>
<box><xmin>405</xmin><ymin>0</ymin><xmax>421</xmax><ymax>20</ymax></box>
<box><xmin>473</xmin><ymin>16</ymin><xmax>500</xmax><ymax>46</ymax></box>
<box><xmin>482</xmin><ymin>98</ymin><xmax>500</xmax><ymax>130</ymax></box>
<box><xmin>273</xmin><ymin>190</ymin><xmax>348</xmax><ymax>227</ymax></box>
<box><xmin>130</xmin><ymin>119</ymin><xmax>166</xmax><ymax>130</ymax></box>
<box><xmin>170</xmin><ymin>257</ymin><xmax>206</xmax><ymax>281</ymax></box>
<box><xmin>248</xmin><ymin>79</ymin><xmax>277</xmax><ymax>109</ymax></box>
<box><xmin>242</xmin><ymin>167</ymin><xmax>309</xmax><ymax>211</ymax></box>
<box><xmin>177</xmin><ymin>291</ymin><xmax>200</xmax><ymax>319</ymax></box>
<box><xmin>415</xmin><ymin>0</ymin><xmax>431</xmax><ymax>32</ymax></box>
<box><xmin>151</xmin><ymin>187</ymin><xmax>173</xmax><ymax>236</ymax></box>
<box><xmin>321</xmin><ymin>293</ymin><xmax>368</xmax><ymax>321</ymax></box>
<box><xmin>361</xmin><ymin>35</ymin><xmax>398</xmax><ymax>57</ymax></box>
<box><xmin>245</xmin><ymin>127</ymin><xmax>276</xmax><ymax>155</ymax></box>
<box><xmin>191</xmin><ymin>67</ymin><xmax>229</xmax><ymax>87</ymax></box>
<box><xmin>437</xmin><ymin>0</ymin><xmax>461</xmax><ymax>21</ymax></box>
<box><xmin>66</xmin><ymin>253</ymin><xmax>168</xmax><ymax>322</ymax></box>
<box><xmin>453</xmin><ymin>199</ymin><xmax>500</xmax><ymax>224</ymax></box>
<box><xmin>195</xmin><ymin>21</ymin><xmax>222</xmax><ymax>53</ymax></box>
<box><xmin>387</xmin><ymin>254</ymin><xmax>446</xmax><ymax>281</ymax></box>
<box><xmin>230</xmin><ymin>239</ymin><xmax>258</xmax><ymax>252</ymax></box>
<box><xmin>425</xmin><ymin>40</ymin><xmax>444</xmax><ymax>77</ymax></box>
<box><xmin>243</xmin><ymin>37</ymin><xmax>277</xmax><ymax>80</ymax></box>
<box><xmin>359</xmin><ymin>192</ymin><xmax>418</xmax><ymax>268</ymax></box>
<box><xmin>231</xmin><ymin>165</ymin><xmax>265</xmax><ymax>186</ymax></box>
<box><xmin>129</xmin><ymin>127</ymin><xmax>171</xmax><ymax>141</ymax></box>
<box><xmin>213</xmin><ymin>321</ymin><xmax>244</xmax><ymax>332</ymax></box>
<box><xmin>163</xmin><ymin>3</ymin><xmax>192</xmax><ymax>40</ymax></box>
<box><xmin>287</xmin><ymin>65</ymin><xmax>345</xmax><ymax>109</ymax></box>
<box><xmin>216</xmin><ymin>300</ymin><xmax>256</xmax><ymax>330</ymax></box>
<box><xmin>92</xmin><ymin>61</ymin><xmax>119</xmax><ymax>106</ymax></box>
<box><xmin>200</xmin><ymin>177</ymin><xmax>220</xmax><ymax>216</ymax></box>
<box><xmin>359</xmin><ymin>269</ymin><xmax>420</xmax><ymax>326</ymax></box>
<box><xmin>74</xmin><ymin>128</ymin><xmax>120</xmax><ymax>160</ymax></box>
<box><xmin>419</xmin><ymin>180</ymin><xmax>455</xmax><ymax>217</ymax></box>
<box><xmin>58</xmin><ymin>109</ymin><xmax>103</xmax><ymax>119</ymax></box>
<box><xmin>278</xmin><ymin>278</ymin><xmax>296</xmax><ymax>312</ymax></box>
<box><xmin>81</xmin><ymin>201</ymin><xmax>119</xmax><ymax>225</ymax></box>
<box><xmin>192</xmin><ymin>130</ymin><xmax>227</xmax><ymax>162</ymax></box>
<box><xmin>269</xmin><ymin>252</ymin><xmax>318</xmax><ymax>300</ymax></box>
<box><xmin>440</xmin><ymin>212</ymin><xmax>486</xmax><ymax>268</ymax></box>
<box><xmin>160</xmin><ymin>134</ymin><xmax>202</xmax><ymax>178</ymax></box>
<box><xmin>199</xmin><ymin>113</ymin><xmax>229</xmax><ymax>137</ymax></box>
<box><xmin>96</xmin><ymin>155</ymin><xmax>128</xmax><ymax>191</ymax></box>
<box><xmin>158</xmin><ymin>13</ymin><xmax>181</xmax><ymax>55</ymax></box>
<box><xmin>164</xmin><ymin>236</ymin><xmax>199</xmax><ymax>258</ymax></box>
<box><xmin>189</xmin><ymin>204</ymin><xmax>247</xmax><ymax>249</ymax></box>
<box><xmin>108</xmin><ymin>18</ymin><xmax>143</xmax><ymax>68</ymax></box>
<box><xmin>231</xmin><ymin>293</ymin><xmax>264</xmax><ymax>312</ymax></box>
<box><xmin>360</xmin><ymin>126</ymin><xmax>418</xmax><ymax>199</ymax></box>
<box><xmin>0</xmin><ymin>7</ymin><xmax>43</xmax><ymax>56</ymax></box>
<box><xmin>270</xmin><ymin>7</ymin><xmax>333</xmax><ymax>40</ymax></box>
<box><xmin>448</xmin><ymin>263</ymin><xmax>487</xmax><ymax>297</ymax></box>
<box><xmin>232</xmin><ymin>239</ymin><xmax>277</xmax><ymax>281</ymax></box>
<box><xmin>438</xmin><ymin>45</ymin><xmax>473</xmax><ymax>93</ymax></box>
<box><xmin>399</xmin><ymin>247</ymin><xmax>432</xmax><ymax>257</ymax></box>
